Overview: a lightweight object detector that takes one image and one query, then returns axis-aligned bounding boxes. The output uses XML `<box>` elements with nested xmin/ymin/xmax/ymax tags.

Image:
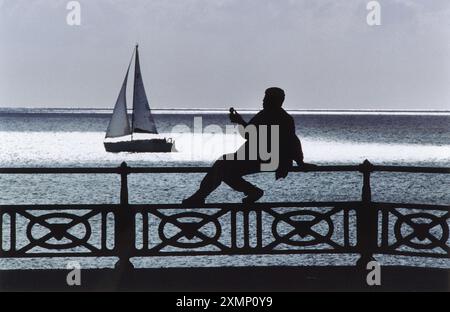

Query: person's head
<box><xmin>263</xmin><ymin>87</ymin><xmax>285</xmax><ymax>110</ymax></box>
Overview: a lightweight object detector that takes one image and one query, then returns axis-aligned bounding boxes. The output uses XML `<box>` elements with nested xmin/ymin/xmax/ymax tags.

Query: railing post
<box><xmin>120</xmin><ymin>162</ymin><xmax>129</xmax><ymax>206</ymax></box>
<box><xmin>115</xmin><ymin>162</ymin><xmax>134</xmax><ymax>271</ymax></box>
<box><xmin>356</xmin><ymin>160</ymin><xmax>377</xmax><ymax>269</ymax></box>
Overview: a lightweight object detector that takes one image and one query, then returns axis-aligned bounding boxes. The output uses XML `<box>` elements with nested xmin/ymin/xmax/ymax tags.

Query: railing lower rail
<box><xmin>0</xmin><ymin>160</ymin><xmax>449</xmax><ymax>269</ymax></box>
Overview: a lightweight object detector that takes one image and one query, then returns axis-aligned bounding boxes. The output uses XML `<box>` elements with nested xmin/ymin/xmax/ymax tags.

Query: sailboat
<box><xmin>104</xmin><ymin>45</ymin><xmax>176</xmax><ymax>153</ymax></box>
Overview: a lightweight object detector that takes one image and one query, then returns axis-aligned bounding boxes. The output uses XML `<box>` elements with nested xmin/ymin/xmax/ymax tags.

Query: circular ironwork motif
<box><xmin>394</xmin><ymin>213</ymin><xmax>449</xmax><ymax>250</ymax></box>
<box><xmin>272</xmin><ymin>210</ymin><xmax>334</xmax><ymax>247</ymax></box>
<box><xmin>26</xmin><ymin>213</ymin><xmax>92</xmax><ymax>250</ymax></box>
<box><xmin>158</xmin><ymin>212</ymin><xmax>221</xmax><ymax>249</ymax></box>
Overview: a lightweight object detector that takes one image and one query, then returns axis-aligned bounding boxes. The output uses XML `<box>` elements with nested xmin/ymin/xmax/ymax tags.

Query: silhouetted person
<box><xmin>183</xmin><ymin>87</ymin><xmax>306</xmax><ymax>205</ymax></box>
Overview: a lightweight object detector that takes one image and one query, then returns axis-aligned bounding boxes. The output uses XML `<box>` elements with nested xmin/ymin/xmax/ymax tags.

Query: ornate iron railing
<box><xmin>0</xmin><ymin>161</ymin><xmax>449</xmax><ymax>269</ymax></box>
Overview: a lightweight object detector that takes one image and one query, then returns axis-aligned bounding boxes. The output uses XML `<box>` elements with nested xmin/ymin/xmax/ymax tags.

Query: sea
<box><xmin>0</xmin><ymin>108</ymin><xmax>449</xmax><ymax>269</ymax></box>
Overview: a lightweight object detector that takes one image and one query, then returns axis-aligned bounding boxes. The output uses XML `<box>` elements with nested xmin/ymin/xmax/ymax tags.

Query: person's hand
<box><xmin>229</xmin><ymin>108</ymin><xmax>245</xmax><ymax>125</ymax></box>
<box><xmin>294</xmin><ymin>155</ymin><xmax>305</xmax><ymax>167</ymax></box>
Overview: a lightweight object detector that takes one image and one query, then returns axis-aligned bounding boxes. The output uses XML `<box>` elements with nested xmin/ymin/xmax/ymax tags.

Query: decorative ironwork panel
<box><xmin>0</xmin><ymin>206</ymin><xmax>117</xmax><ymax>258</ymax></box>
<box><xmin>376</xmin><ymin>204</ymin><xmax>450</xmax><ymax>258</ymax></box>
<box><xmin>134</xmin><ymin>204</ymin><xmax>359</xmax><ymax>257</ymax></box>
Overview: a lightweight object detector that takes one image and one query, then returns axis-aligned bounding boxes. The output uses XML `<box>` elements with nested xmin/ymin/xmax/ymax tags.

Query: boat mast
<box><xmin>131</xmin><ymin>44</ymin><xmax>138</xmax><ymax>141</ymax></box>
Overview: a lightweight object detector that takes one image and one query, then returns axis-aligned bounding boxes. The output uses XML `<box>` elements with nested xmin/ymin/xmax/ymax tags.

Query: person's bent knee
<box><xmin>210</xmin><ymin>160</ymin><xmax>228</xmax><ymax>177</ymax></box>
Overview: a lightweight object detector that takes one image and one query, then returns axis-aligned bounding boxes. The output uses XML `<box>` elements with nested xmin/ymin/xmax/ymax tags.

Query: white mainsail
<box><xmin>105</xmin><ymin>61</ymin><xmax>132</xmax><ymax>138</ymax></box>
<box><xmin>132</xmin><ymin>46</ymin><xmax>158</xmax><ymax>134</ymax></box>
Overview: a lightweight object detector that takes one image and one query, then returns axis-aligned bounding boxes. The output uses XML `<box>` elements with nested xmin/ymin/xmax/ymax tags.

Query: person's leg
<box><xmin>183</xmin><ymin>158</ymin><xmax>264</xmax><ymax>205</ymax></box>
<box><xmin>224</xmin><ymin>174</ymin><xmax>264</xmax><ymax>203</ymax></box>
<box><xmin>223</xmin><ymin>175</ymin><xmax>259</xmax><ymax>194</ymax></box>
<box><xmin>197</xmin><ymin>160</ymin><xmax>228</xmax><ymax>196</ymax></box>
<box><xmin>222</xmin><ymin>161</ymin><xmax>259</xmax><ymax>192</ymax></box>
<box><xmin>182</xmin><ymin>159</ymin><xmax>228</xmax><ymax>204</ymax></box>
<box><xmin>222</xmin><ymin>161</ymin><xmax>264</xmax><ymax>203</ymax></box>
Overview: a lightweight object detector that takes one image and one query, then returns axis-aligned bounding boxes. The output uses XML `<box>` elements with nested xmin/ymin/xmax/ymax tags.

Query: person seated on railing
<box><xmin>183</xmin><ymin>87</ymin><xmax>311</xmax><ymax>205</ymax></box>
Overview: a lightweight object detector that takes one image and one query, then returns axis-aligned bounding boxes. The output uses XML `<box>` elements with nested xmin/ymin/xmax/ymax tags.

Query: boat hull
<box><xmin>104</xmin><ymin>139</ymin><xmax>176</xmax><ymax>153</ymax></box>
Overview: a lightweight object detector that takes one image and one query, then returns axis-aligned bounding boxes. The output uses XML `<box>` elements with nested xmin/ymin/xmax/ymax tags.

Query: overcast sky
<box><xmin>0</xmin><ymin>0</ymin><xmax>449</xmax><ymax>110</ymax></box>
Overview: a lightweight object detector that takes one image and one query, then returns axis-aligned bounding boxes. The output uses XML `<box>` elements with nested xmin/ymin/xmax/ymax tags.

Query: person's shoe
<box><xmin>242</xmin><ymin>189</ymin><xmax>264</xmax><ymax>204</ymax></box>
<box><xmin>182</xmin><ymin>194</ymin><xmax>206</xmax><ymax>206</ymax></box>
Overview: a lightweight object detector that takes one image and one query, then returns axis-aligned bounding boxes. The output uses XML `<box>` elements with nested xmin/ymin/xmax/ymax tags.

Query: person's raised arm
<box><xmin>229</xmin><ymin>108</ymin><xmax>248</xmax><ymax>127</ymax></box>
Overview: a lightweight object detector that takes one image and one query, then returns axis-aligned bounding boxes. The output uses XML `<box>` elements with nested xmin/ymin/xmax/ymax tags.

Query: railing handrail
<box><xmin>0</xmin><ymin>163</ymin><xmax>449</xmax><ymax>174</ymax></box>
<box><xmin>2</xmin><ymin>202</ymin><xmax>449</xmax><ymax>211</ymax></box>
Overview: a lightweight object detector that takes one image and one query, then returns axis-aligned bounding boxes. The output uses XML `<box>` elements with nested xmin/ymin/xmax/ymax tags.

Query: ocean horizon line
<box><xmin>1</xmin><ymin>107</ymin><xmax>450</xmax><ymax>116</ymax></box>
